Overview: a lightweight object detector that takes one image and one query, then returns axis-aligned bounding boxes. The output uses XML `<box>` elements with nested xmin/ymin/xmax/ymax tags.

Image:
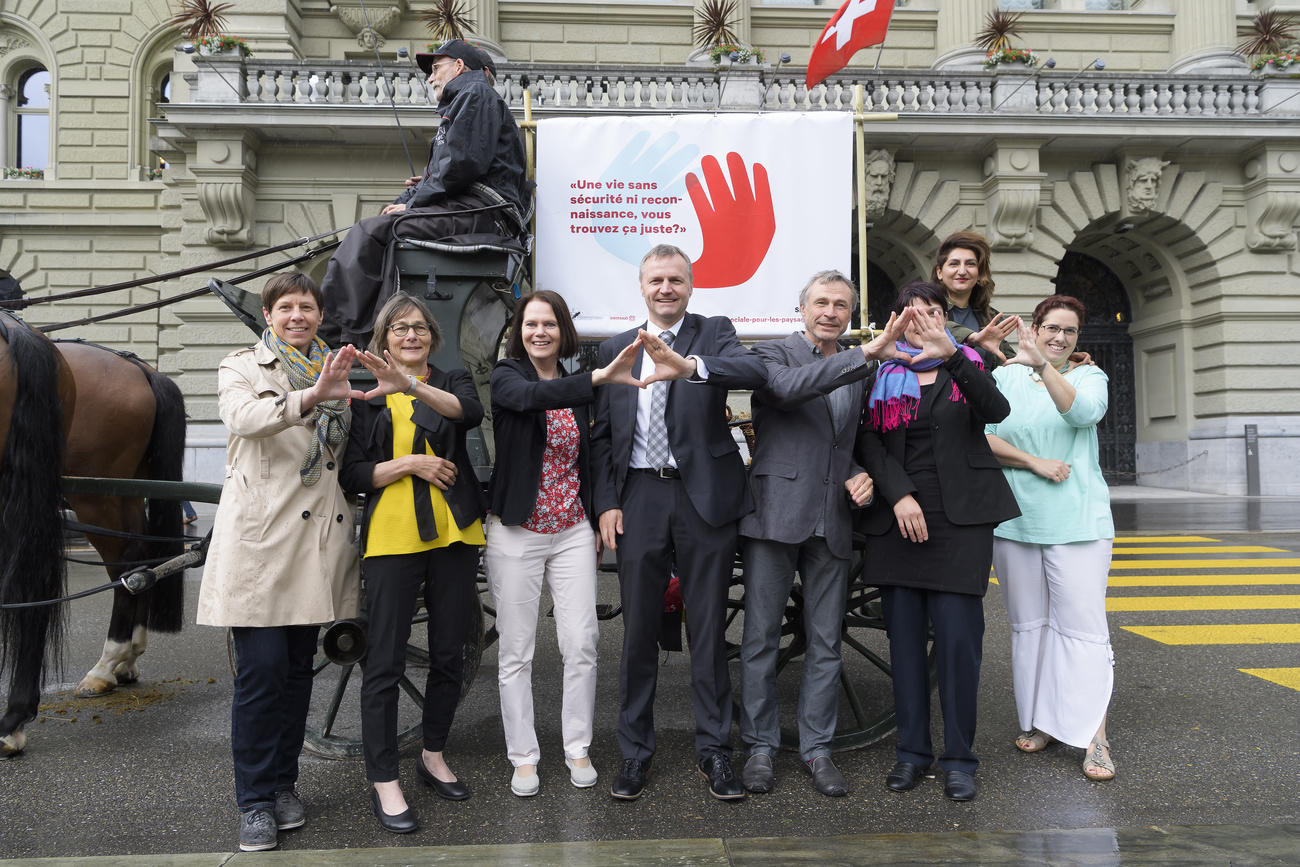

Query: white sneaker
<box><xmin>565</xmin><ymin>757</ymin><xmax>598</xmax><ymax>788</ymax></box>
<box><xmin>510</xmin><ymin>765</ymin><xmax>539</xmax><ymax>797</ymax></box>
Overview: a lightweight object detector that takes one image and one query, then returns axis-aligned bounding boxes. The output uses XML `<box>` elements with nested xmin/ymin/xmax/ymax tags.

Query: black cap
<box><xmin>416</xmin><ymin>39</ymin><xmax>484</xmax><ymax>75</ymax></box>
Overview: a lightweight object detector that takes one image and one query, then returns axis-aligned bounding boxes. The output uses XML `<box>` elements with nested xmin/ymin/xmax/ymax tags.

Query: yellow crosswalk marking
<box><xmin>1239</xmin><ymin>668</ymin><xmax>1300</xmax><ymax>691</ymax></box>
<box><xmin>1122</xmin><ymin>624</ymin><xmax>1300</xmax><ymax>644</ymax></box>
<box><xmin>1114</xmin><ymin>536</ymin><xmax>1220</xmax><ymax>543</ymax></box>
<box><xmin>1107</xmin><ymin>595</ymin><xmax>1300</xmax><ymax>611</ymax></box>
<box><xmin>1108</xmin><ymin>574</ymin><xmax>1300</xmax><ymax>587</ymax></box>
<box><xmin>1112</xmin><ymin>546</ymin><xmax>1286</xmax><ymax>555</ymax></box>
<box><xmin>1110</xmin><ymin>558</ymin><xmax>1300</xmax><ymax>570</ymax></box>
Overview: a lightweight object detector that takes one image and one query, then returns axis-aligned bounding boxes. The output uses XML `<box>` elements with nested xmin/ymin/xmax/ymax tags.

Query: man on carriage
<box><xmin>318</xmin><ymin>39</ymin><xmax>533</xmax><ymax>349</ymax></box>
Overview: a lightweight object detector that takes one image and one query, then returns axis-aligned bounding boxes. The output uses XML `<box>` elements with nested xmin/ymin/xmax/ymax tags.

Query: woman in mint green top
<box><xmin>985</xmin><ymin>295</ymin><xmax>1117</xmax><ymax>783</ymax></box>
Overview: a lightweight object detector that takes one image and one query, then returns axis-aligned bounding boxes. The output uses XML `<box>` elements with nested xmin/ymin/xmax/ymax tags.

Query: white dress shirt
<box><xmin>629</xmin><ymin>317</ymin><xmax>710</xmax><ymax>469</ymax></box>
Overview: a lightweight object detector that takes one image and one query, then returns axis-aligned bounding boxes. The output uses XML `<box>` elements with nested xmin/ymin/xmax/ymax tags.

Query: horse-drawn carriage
<box><xmin>0</xmin><ymin>220</ymin><xmax>932</xmax><ymax>761</ymax></box>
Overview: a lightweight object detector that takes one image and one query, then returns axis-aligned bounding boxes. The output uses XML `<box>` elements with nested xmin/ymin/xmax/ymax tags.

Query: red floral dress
<box><xmin>521</xmin><ymin>408</ymin><xmax>586</xmax><ymax>534</ymax></box>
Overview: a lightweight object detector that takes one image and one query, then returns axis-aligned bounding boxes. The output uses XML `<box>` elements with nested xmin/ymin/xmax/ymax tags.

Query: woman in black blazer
<box><xmin>485</xmin><ymin>290</ymin><xmax>638</xmax><ymax>798</ymax></box>
<box><xmin>856</xmin><ymin>281</ymin><xmax>1019</xmax><ymax>803</ymax></box>
<box><xmin>339</xmin><ymin>293</ymin><xmax>486</xmax><ymax>834</ymax></box>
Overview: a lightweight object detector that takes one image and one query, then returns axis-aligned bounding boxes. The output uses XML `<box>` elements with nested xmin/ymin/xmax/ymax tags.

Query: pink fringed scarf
<box><xmin>867</xmin><ymin>336</ymin><xmax>984</xmax><ymax>433</ymax></box>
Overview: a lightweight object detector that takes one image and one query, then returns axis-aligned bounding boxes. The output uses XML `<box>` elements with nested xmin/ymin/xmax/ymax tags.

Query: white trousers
<box><xmin>992</xmin><ymin>537</ymin><xmax>1115</xmax><ymax>749</ymax></box>
<box><xmin>484</xmin><ymin>516</ymin><xmax>599</xmax><ymax>766</ymax></box>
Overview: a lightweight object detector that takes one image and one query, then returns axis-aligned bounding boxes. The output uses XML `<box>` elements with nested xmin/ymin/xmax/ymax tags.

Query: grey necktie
<box><xmin>644</xmin><ymin>331</ymin><xmax>674</xmax><ymax>468</ymax></box>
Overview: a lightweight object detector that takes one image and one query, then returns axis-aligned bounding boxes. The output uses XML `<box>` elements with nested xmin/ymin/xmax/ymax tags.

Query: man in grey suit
<box><xmin>737</xmin><ymin>270</ymin><xmax>911</xmax><ymax>796</ymax></box>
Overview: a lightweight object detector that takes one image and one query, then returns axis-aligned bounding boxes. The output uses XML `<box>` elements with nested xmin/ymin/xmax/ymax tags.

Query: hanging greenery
<box><xmin>422</xmin><ymin>0</ymin><xmax>476</xmax><ymax>43</ymax></box>
<box><xmin>974</xmin><ymin>9</ymin><xmax>1024</xmax><ymax>55</ymax></box>
<box><xmin>693</xmin><ymin>0</ymin><xmax>740</xmax><ymax>51</ymax></box>
<box><xmin>168</xmin><ymin>0</ymin><xmax>234</xmax><ymax>42</ymax></box>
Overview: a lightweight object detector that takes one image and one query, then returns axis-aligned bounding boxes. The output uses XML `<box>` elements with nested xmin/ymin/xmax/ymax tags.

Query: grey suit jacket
<box><xmin>737</xmin><ymin>332</ymin><xmax>874</xmax><ymax>559</ymax></box>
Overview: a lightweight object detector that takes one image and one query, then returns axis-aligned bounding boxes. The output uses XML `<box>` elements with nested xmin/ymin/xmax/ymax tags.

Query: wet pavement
<box><xmin>1</xmin><ymin>489</ymin><xmax>1298</xmax><ymax>864</ymax></box>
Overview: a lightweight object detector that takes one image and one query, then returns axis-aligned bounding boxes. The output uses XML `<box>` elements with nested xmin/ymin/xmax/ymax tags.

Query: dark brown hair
<box><xmin>368</xmin><ymin>292</ymin><xmax>442</xmax><ymax>356</ymax></box>
<box><xmin>892</xmin><ymin>280</ymin><xmax>949</xmax><ymax>316</ymax></box>
<box><xmin>261</xmin><ymin>272</ymin><xmax>323</xmax><ymax>312</ymax></box>
<box><xmin>933</xmin><ymin>231</ymin><xmax>995</xmax><ymax>318</ymax></box>
<box><xmin>504</xmin><ymin>290</ymin><xmax>580</xmax><ymax>361</ymax></box>
<box><xmin>1031</xmin><ymin>294</ymin><xmax>1086</xmax><ymax>328</ymax></box>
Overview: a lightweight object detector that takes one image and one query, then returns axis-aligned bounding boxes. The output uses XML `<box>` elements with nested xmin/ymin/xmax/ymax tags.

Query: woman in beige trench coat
<box><xmin>197</xmin><ymin>272</ymin><xmax>360</xmax><ymax>853</ymax></box>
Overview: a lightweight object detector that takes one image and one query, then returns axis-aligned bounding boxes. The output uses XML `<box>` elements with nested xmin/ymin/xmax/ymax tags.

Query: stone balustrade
<box><xmin>184</xmin><ymin>57</ymin><xmax>1300</xmax><ymax>117</ymax></box>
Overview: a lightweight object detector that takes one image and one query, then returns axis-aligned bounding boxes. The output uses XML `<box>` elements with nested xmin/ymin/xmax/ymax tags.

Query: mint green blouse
<box><xmin>986</xmin><ymin>364</ymin><xmax>1114</xmax><ymax>544</ymax></box>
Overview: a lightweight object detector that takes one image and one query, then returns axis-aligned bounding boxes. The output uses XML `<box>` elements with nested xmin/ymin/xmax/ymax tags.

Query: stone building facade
<box><xmin>1</xmin><ymin>0</ymin><xmax>1297</xmax><ymax>494</ymax></box>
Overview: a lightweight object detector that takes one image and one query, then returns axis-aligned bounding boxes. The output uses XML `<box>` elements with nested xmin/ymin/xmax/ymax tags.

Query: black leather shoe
<box><xmin>370</xmin><ymin>789</ymin><xmax>418</xmax><ymax>834</ymax></box>
<box><xmin>698</xmin><ymin>754</ymin><xmax>745</xmax><ymax>800</ymax></box>
<box><xmin>611</xmin><ymin>757</ymin><xmax>650</xmax><ymax>801</ymax></box>
<box><xmin>885</xmin><ymin>761</ymin><xmax>925</xmax><ymax>792</ymax></box>
<box><xmin>804</xmin><ymin>756</ymin><xmax>847</xmax><ymax>797</ymax></box>
<box><xmin>944</xmin><ymin>770</ymin><xmax>976</xmax><ymax>802</ymax></box>
<box><xmin>742</xmin><ymin>754</ymin><xmax>774</xmax><ymax>794</ymax></box>
<box><xmin>415</xmin><ymin>756</ymin><xmax>470</xmax><ymax>801</ymax></box>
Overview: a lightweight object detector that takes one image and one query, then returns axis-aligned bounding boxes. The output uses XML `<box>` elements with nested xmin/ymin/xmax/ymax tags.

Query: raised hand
<box><xmin>592</xmin><ymin>337</ymin><xmax>646</xmax><ymax>388</ymax></box>
<box><xmin>638</xmin><ymin>328</ymin><xmax>695</xmax><ymax>384</ymax></box>
<box><xmin>686</xmin><ymin>153</ymin><xmax>776</xmax><ymax>288</ymax></box>
<box><xmin>356</xmin><ymin>349</ymin><xmax>419</xmax><ymax>399</ymax></box>
<box><xmin>910</xmin><ymin>307</ymin><xmax>960</xmax><ymax>365</ymax></box>
<box><xmin>1005</xmin><ymin>319</ymin><xmax>1045</xmax><ymax>370</ymax></box>
<box><xmin>307</xmin><ymin>345</ymin><xmax>365</xmax><ymax>405</ymax></box>
<box><xmin>861</xmin><ymin>309</ymin><xmax>916</xmax><ymax>363</ymax></box>
<box><xmin>593</xmin><ymin>131</ymin><xmax>700</xmax><ymax>265</ymax></box>
<box><xmin>967</xmin><ymin>312</ymin><xmax>1017</xmax><ymax>365</ymax></box>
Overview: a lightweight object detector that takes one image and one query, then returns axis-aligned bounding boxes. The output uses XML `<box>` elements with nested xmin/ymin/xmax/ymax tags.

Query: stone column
<box><xmin>933</xmin><ymin>0</ymin><xmax>997</xmax><ymax>70</ymax></box>
<box><xmin>467</xmin><ymin>0</ymin><xmax>504</xmax><ymax>58</ymax></box>
<box><xmin>1168</xmin><ymin>0</ymin><xmax>1244</xmax><ymax>73</ymax></box>
<box><xmin>0</xmin><ymin>84</ymin><xmax>11</xmax><ymax>173</ymax></box>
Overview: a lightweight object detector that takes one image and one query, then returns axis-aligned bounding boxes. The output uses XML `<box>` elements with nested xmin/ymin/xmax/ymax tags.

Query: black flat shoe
<box><xmin>610</xmin><ymin>757</ymin><xmax>650</xmax><ymax>801</ymax></box>
<box><xmin>415</xmin><ymin>756</ymin><xmax>470</xmax><ymax>801</ymax></box>
<box><xmin>944</xmin><ymin>770</ymin><xmax>976</xmax><ymax>802</ymax></box>
<box><xmin>698</xmin><ymin>753</ymin><xmax>745</xmax><ymax>801</ymax></box>
<box><xmin>804</xmin><ymin>756</ymin><xmax>847</xmax><ymax>797</ymax></box>
<box><xmin>885</xmin><ymin>761</ymin><xmax>925</xmax><ymax>792</ymax></box>
<box><xmin>370</xmin><ymin>789</ymin><xmax>418</xmax><ymax>834</ymax></box>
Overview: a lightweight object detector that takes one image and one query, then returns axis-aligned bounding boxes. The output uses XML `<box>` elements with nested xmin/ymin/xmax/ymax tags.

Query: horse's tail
<box><xmin>141</xmin><ymin>365</ymin><xmax>186</xmax><ymax>633</ymax></box>
<box><xmin>0</xmin><ymin>319</ymin><xmax>67</xmax><ymax>681</ymax></box>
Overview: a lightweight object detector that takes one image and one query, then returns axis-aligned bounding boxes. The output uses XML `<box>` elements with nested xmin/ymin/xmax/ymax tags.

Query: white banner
<box><xmin>535</xmin><ymin>113</ymin><xmax>853</xmax><ymax>339</ymax></box>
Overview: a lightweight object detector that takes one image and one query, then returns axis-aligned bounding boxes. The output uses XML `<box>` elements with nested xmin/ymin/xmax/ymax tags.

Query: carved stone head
<box><xmin>864</xmin><ymin>149</ymin><xmax>895</xmax><ymax>218</ymax></box>
<box><xmin>1125</xmin><ymin>157</ymin><xmax>1170</xmax><ymax>213</ymax></box>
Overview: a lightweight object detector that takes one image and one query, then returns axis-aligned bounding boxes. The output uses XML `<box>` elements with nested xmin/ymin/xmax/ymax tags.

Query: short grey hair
<box><xmin>798</xmin><ymin>269</ymin><xmax>856</xmax><ymax>308</ymax></box>
<box><xmin>638</xmin><ymin>244</ymin><xmax>693</xmax><ymax>286</ymax></box>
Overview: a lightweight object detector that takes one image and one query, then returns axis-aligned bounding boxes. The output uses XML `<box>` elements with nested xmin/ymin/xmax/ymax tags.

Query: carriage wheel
<box><xmin>295</xmin><ymin>593</ymin><xmax>484</xmax><ymax>760</ymax></box>
<box><xmin>724</xmin><ymin>540</ymin><xmax>937</xmax><ymax>753</ymax></box>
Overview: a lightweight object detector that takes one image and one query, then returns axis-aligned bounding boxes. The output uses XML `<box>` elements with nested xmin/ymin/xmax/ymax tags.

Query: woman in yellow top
<box><xmin>340</xmin><ymin>293</ymin><xmax>486</xmax><ymax>834</ymax></box>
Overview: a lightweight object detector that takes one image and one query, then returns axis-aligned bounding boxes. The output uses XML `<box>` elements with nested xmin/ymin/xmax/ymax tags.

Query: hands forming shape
<box><xmin>861</xmin><ymin>308</ymin><xmax>918</xmax><ymax>364</ymax></box>
<box><xmin>310</xmin><ymin>345</ymin><xmax>367</xmax><ymax>404</ymax></box>
<box><xmin>968</xmin><ymin>312</ymin><xmax>1018</xmax><ymax>365</ymax></box>
<box><xmin>1004</xmin><ymin>318</ymin><xmax>1045</xmax><ymax>370</ymax></box>
<box><xmin>637</xmin><ymin>329</ymin><xmax>696</xmax><ymax>384</ymax></box>
<box><xmin>910</xmin><ymin>306</ymin><xmax>962</xmax><ymax>366</ymax></box>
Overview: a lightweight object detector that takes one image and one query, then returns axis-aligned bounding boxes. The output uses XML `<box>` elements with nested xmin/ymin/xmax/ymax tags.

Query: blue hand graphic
<box><xmin>592</xmin><ymin>131</ymin><xmax>700</xmax><ymax>264</ymax></box>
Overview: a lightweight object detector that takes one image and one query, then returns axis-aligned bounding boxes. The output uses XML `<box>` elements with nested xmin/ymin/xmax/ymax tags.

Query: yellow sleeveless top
<box><xmin>364</xmin><ymin>392</ymin><xmax>484</xmax><ymax>557</ymax></box>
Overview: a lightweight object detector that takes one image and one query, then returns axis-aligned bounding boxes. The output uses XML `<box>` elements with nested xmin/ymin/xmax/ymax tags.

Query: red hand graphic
<box><xmin>686</xmin><ymin>153</ymin><xmax>776</xmax><ymax>288</ymax></box>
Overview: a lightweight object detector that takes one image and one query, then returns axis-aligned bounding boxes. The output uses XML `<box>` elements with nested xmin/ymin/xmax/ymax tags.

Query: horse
<box><xmin>0</xmin><ymin>313</ymin><xmax>187</xmax><ymax>756</ymax></box>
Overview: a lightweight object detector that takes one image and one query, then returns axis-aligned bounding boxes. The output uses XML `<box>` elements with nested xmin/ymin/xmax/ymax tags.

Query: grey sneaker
<box><xmin>273</xmin><ymin>789</ymin><xmax>305</xmax><ymax>830</ymax></box>
<box><xmin>238</xmin><ymin>808</ymin><xmax>278</xmax><ymax>852</ymax></box>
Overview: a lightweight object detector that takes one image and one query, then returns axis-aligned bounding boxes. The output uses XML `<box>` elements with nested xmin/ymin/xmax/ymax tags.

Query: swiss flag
<box><xmin>805</xmin><ymin>0</ymin><xmax>896</xmax><ymax>90</ymax></box>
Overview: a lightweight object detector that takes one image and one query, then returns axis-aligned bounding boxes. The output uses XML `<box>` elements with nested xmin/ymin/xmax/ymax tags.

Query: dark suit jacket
<box><xmin>339</xmin><ymin>364</ymin><xmax>486</xmax><ymax>553</ymax></box>
<box><xmin>590</xmin><ymin>312</ymin><xmax>767</xmax><ymax>528</ymax></box>
<box><xmin>738</xmin><ymin>333</ymin><xmax>874</xmax><ymax>560</ymax></box>
<box><xmin>856</xmin><ymin>350</ymin><xmax>1020</xmax><ymax>534</ymax></box>
<box><xmin>488</xmin><ymin>357</ymin><xmax>596</xmax><ymax>528</ymax></box>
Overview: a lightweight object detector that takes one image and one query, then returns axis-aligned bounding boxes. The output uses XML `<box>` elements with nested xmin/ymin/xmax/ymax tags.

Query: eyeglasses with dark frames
<box><xmin>387</xmin><ymin>322</ymin><xmax>431</xmax><ymax>337</ymax></box>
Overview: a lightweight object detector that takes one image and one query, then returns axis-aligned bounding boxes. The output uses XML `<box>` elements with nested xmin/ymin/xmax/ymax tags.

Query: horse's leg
<box><xmin>0</xmin><ymin>605</ymin><xmax>52</xmax><ymax>756</ymax></box>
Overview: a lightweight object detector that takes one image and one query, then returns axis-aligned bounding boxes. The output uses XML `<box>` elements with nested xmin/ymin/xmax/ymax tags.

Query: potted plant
<box><xmin>170</xmin><ymin>0</ymin><xmax>250</xmax><ymax>56</ymax></box>
<box><xmin>709</xmin><ymin>44</ymin><xmax>765</xmax><ymax>66</ymax></box>
<box><xmin>691</xmin><ymin>0</ymin><xmax>764</xmax><ymax>66</ymax></box>
<box><xmin>1239</xmin><ymin>10</ymin><xmax>1298</xmax><ymax>74</ymax></box>
<box><xmin>984</xmin><ymin>47</ymin><xmax>1038</xmax><ymax>70</ymax></box>
<box><xmin>976</xmin><ymin>9</ymin><xmax>1033</xmax><ymax>70</ymax></box>
<box><xmin>423</xmin><ymin>0</ymin><xmax>476</xmax><ymax>43</ymax></box>
<box><xmin>3</xmin><ymin>167</ymin><xmax>45</xmax><ymax>180</ymax></box>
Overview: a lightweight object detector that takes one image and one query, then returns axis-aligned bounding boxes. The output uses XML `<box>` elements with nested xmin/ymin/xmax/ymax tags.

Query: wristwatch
<box><xmin>403</xmin><ymin>374</ymin><xmax>419</xmax><ymax>395</ymax></box>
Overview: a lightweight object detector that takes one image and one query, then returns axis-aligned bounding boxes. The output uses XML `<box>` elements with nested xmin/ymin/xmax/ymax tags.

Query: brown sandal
<box><xmin>1083</xmin><ymin>736</ymin><xmax>1116</xmax><ymax>781</ymax></box>
<box><xmin>1015</xmin><ymin>729</ymin><xmax>1054</xmax><ymax>753</ymax></box>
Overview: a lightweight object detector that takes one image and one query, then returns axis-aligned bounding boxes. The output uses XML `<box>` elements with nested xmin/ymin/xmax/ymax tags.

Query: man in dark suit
<box><xmin>737</xmin><ymin>271</ymin><xmax>910</xmax><ymax>797</ymax></box>
<box><xmin>590</xmin><ymin>244</ymin><xmax>767</xmax><ymax>801</ymax></box>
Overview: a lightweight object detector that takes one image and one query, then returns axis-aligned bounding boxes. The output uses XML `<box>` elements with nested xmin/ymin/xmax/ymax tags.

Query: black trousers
<box><xmin>230</xmin><ymin>624</ymin><xmax>319</xmax><ymax>812</ymax></box>
<box><xmin>359</xmin><ymin>543</ymin><xmax>479</xmax><ymax>782</ymax></box>
<box><xmin>881</xmin><ymin>585</ymin><xmax>985</xmax><ymax>774</ymax></box>
<box><xmin>616</xmin><ymin>472</ymin><xmax>736</xmax><ymax>762</ymax></box>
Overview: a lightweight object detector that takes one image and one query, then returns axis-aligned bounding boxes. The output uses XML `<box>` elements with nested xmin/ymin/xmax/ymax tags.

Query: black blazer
<box><xmin>590</xmin><ymin>312</ymin><xmax>768</xmax><ymax>528</ymax></box>
<box><xmin>339</xmin><ymin>364</ymin><xmax>486</xmax><ymax>553</ymax></box>
<box><xmin>855</xmin><ymin>350</ymin><xmax>1020</xmax><ymax>534</ymax></box>
<box><xmin>488</xmin><ymin>357</ymin><xmax>597</xmax><ymax>528</ymax></box>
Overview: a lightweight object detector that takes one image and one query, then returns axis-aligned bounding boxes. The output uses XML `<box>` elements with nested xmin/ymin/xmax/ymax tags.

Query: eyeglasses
<box><xmin>1038</xmin><ymin>324</ymin><xmax>1079</xmax><ymax>338</ymax></box>
<box><xmin>387</xmin><ymin>322</ymin><xmax>431</xmax><ymax>337</ymax></box>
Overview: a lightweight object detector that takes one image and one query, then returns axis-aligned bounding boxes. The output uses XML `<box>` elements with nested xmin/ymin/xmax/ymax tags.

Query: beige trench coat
<box><xmin>197</xmin><ymin>342</ymin><xmax>360</xmax><ymax>627</ymax></box>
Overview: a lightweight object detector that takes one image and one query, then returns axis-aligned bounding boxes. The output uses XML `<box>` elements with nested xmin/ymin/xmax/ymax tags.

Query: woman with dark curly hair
<box><xmin>933</xmin><ymin>231</ymin><xmax>1016</xmax><ymax>367</ymax></box>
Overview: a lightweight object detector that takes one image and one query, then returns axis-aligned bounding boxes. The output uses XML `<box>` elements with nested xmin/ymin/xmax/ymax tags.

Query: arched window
<box><xmin>15</xmin><ymin>66</ymin><xmax>49</xmax><ymax>171</ymax></box>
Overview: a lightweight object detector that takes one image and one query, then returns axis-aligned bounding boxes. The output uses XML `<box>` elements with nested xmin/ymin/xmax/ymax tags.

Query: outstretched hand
<box><xmin>1004</xmin><ymin>319</ymin><xmax>1045</xmax><ymax>369</ymax></box>
<box><xmin>967</xmin><ymin>312</ymin><xmax>1017</xmax><ymax>365</ymax></box>
<box><xmin>638</xmin><ymin>329</ymin><xmax>696</xmax><ymax>384</ymax></box>
<box><xmin>593</xmin><ymin>337</ymin><xmax>646</xmax><ymax>388</ymax></box>
<box><xmin>909</xmin><ymin>309</ymin><xmax>959</xmax><ymax>366</ymax></box>
<box><xmin>861</xmin><ymin>309</ymin><xmax>916</xmax><ymax>363</ymax></box>
<box><xmin>356</xmin><ymin>349</ymin><xmax>421</xmax><ymax>400</ymax></box>
<box><xmin>686</xmin><ymin>153</ymin><xmax>776</xmax><ymax>288</ymax></box>
<box><xmin>308</xmin><ymin>345</ymin><xmax>366</xmax><ymax>404</ymax></box>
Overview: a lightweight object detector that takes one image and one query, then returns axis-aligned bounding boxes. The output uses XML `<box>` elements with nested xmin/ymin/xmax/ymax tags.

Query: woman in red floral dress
<box><xmin>485</xmin><ymin>290</ymin><xmax>640</xmax><ymax>797</ymax></box>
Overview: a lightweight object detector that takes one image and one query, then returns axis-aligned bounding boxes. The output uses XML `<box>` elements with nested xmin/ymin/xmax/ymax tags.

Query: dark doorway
<box><xmin>1053</xmin><ymin>251</ymin><xmax>1137</xmax><ymax>485</ymax></box>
